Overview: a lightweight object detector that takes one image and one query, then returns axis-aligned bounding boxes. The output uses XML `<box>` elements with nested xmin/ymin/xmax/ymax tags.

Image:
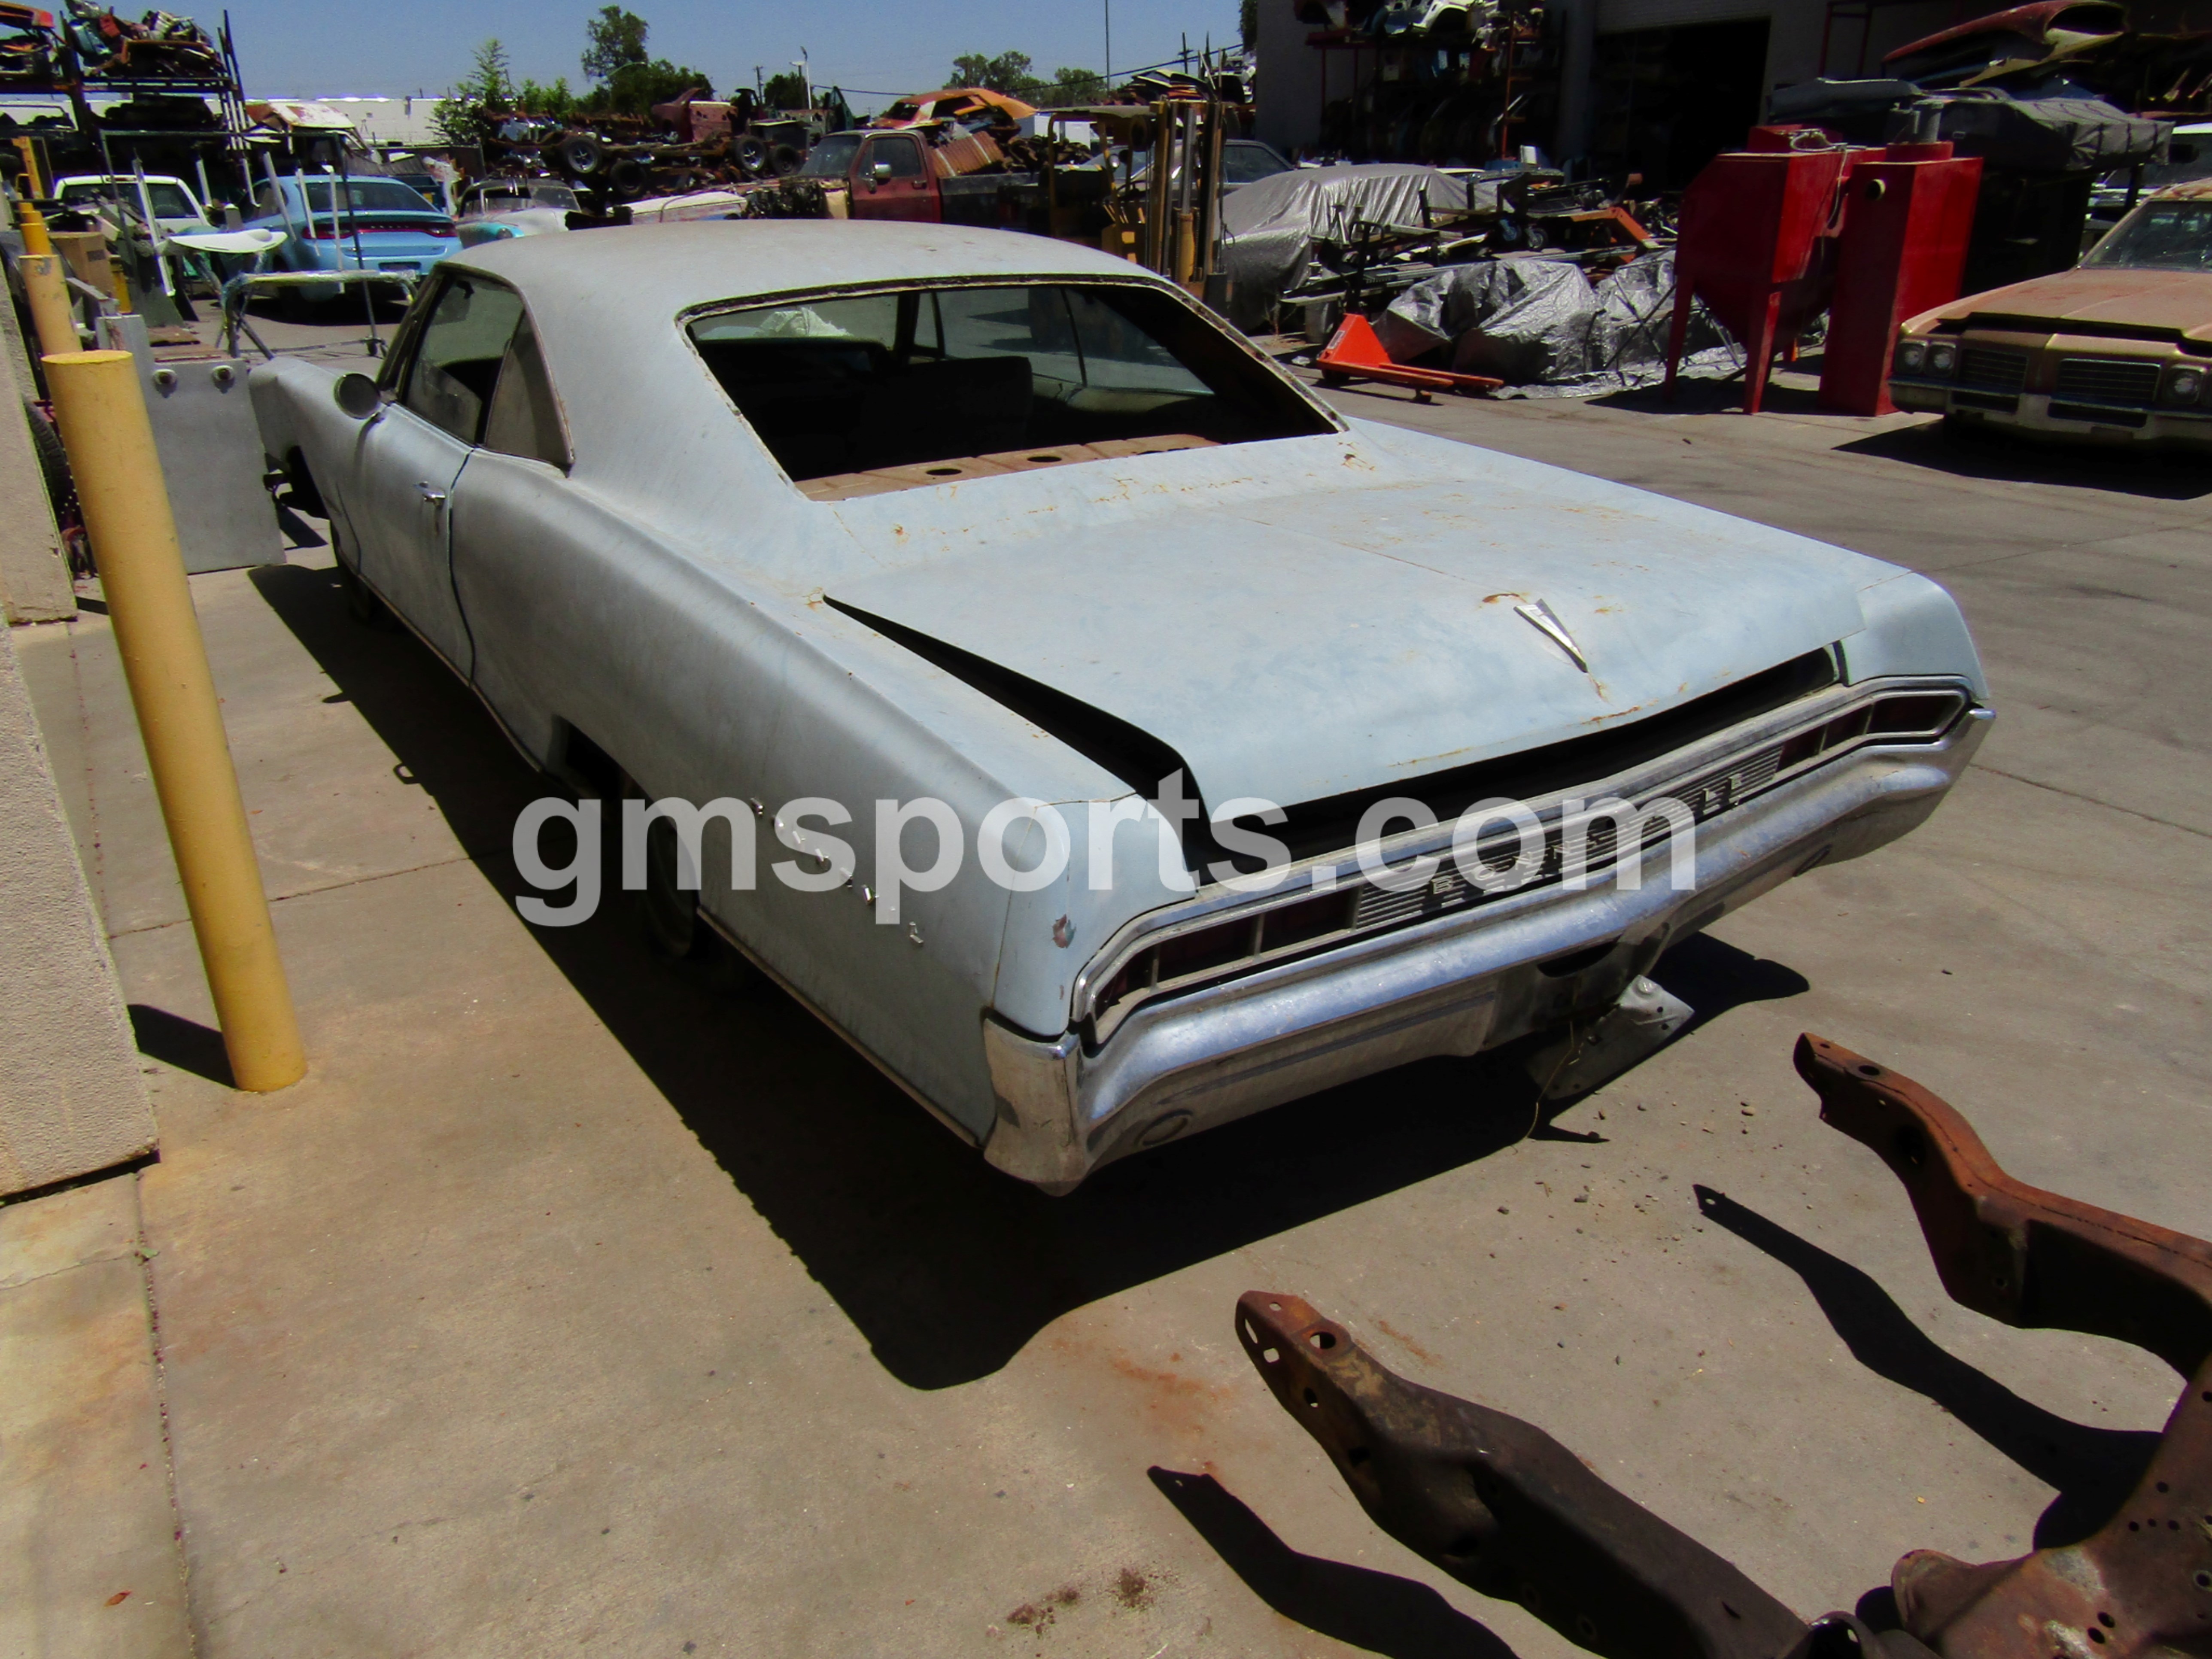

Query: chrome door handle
<box><xmin>416</xmin><ymin>482</ymin><xmax>447</xmax><ymax>504</ymax></box>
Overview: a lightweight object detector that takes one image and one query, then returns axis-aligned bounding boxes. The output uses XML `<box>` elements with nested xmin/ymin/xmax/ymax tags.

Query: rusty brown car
<box><xmin>1888</xmin><ymin>179</ymin><xmax>2212</xmax><ymax>447</ymax></box>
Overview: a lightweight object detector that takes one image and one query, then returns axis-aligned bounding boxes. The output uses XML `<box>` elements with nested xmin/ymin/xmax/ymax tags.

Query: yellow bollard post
<box><xmin>15</xmin><ymin>200</ymin><xmax>52</xmax><ymax>253</ymax></box>
<box><xmin>42</xmin><ymin>351</ymin><xmax>306</xmax><ymax>1092</ymax></box>
<box><xmin>18</xmin><ymin>252</ymin><xmax>79</xmax><ymax>362</ymax></box>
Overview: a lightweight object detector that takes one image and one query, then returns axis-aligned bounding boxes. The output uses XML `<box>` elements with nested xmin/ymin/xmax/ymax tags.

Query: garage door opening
<box><xmin>1591</xmin><ymin>17</ymin><xmax>1772</xmax><ymax>188</ymax></box>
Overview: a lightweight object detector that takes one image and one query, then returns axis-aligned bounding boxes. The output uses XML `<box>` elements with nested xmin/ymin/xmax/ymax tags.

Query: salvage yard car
<box><xmin>1890</xmin><ymin>180</ymin><xmax>2212</xmax><ymax>447</ymax></box>
<box><xmin>251</xmin><ymin>221</ymin><xmax>1990</xmax><ymax>1191</ymax></box>
<box><xmin>242</xmin><ymin>173</ymin><xmax>460</xmax><ymax>301</ymax></box>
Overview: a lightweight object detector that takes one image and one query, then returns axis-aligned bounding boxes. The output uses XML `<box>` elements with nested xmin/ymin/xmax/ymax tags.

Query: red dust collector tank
<box><xmin>1665</xmin><ymin>131</ymin><xmax>1853</xmax><ymax>414</ymax></box>
<box><xmin>1817</xmin><ymin>142</ymin><xmax>1982</xmax><ymax>416</ymax></box>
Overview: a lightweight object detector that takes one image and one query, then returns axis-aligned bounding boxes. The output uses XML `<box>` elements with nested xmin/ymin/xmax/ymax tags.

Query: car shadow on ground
<box><xmin>1147</xmin><ymin>1468</ymin><xmax>1519</xmax><ymax>1659</ymax></box>
<box><xmin>1833</xmin><ymin>420</ymin><xmax>2212</xmax><ymax>501</ymax></box>
<box><xmin>1694</xmin><ymin>1186</ymin><xmax>2162</xmax><ymax>1547</ymax></box>
<box><xmin>249</xmin><ymin>557</ymin><xmax>1801</xmax><ymax>1389</ymax></box>
<box><xmin>1582</xmin><ymin>371</ymin><xmax>1820</xmax><ymax>418</ymax></box>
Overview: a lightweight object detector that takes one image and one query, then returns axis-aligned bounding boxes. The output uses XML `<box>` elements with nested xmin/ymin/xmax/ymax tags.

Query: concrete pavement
<box><xmin>8</xmin><ymin>358</ymin><xmax>2209</xmax><ymax>1655</ymax></box>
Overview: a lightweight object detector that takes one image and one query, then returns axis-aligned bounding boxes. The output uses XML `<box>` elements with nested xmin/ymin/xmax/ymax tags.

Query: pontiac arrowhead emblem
<box><xmin>1514</xmin><ymin>599</ymin><xmax>1589</xmax><ymax>673</ymax></box>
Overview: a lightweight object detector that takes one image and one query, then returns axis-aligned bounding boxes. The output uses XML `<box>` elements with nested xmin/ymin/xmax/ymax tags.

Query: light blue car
<box><xmin>243</xmin><ymin>174</ymin><xmax>459</xmax><ymax>304</ymax></box>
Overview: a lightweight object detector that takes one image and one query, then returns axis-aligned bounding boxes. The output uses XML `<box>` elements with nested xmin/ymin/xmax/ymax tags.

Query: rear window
<box><xmin>61</xmin><ymin>179</ymin><xmax>198</xmax><ymax>219</ymax></box>
<box><xmin>687</xmin><ymin>280</ymin><xmax>1335</xmax><ymax>497</ymax></box>
<box><xmin>1224</xmin><ymin>143</ymin><xmax>1294</xmax><ymax>185</ymax></box>
<box><xmin>300</xmin><ymin>178</ymin><xmax>437</xmax><ymax>215</ymax></box>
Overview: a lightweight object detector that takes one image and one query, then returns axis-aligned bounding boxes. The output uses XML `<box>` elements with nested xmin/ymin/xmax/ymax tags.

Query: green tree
<box><xmin>581</xmin><ymin>5</ymin><xmax>648</xmax><ymax>81</ymax></box>
<box><xmin>573</xmin><ymin>6</ymin><xmax>705</xmax><ymax>115</ymax></box>
<box><xmin>762</xmin><ymin>69</ymin><xmax>808</xmax><ymax>108</ymax></box>
<box><xmin>943</xmin><ymin>52</ymin><xmax>1105</xmax><ymax>106</ymax></box>
<box><xmin>948</xmin><ymin>50</ymin><xmax>1038</xmax><ymax>96</ymax></box>
<box><xmin>1047</xmin><ymin>66</ymin><xmax>1107</xmax><ymax>104</ymax></box>
<box><xmin>1241</xmin><ymin>0</ymin><xmax>1259</xmax><ymax>48</ymax></box>
<box><xmin>430</xmin><ymin>37</ymin><xmax>514</xmax><ymax>145</ymax></box>
<box><xmin>514</xmin><ymin>75</ymin><xmax>576</xmax><ymax>117</ymax></box>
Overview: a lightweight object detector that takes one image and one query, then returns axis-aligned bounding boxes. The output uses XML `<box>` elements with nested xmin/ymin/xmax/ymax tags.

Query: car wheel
<box><xmin>639</xmin><ymin>814</ymin><xmax>710</xmax><ymax>960</ymax></box>
<box><xmin>331</xmin><ymin>529</ymin><xmax>400</xmax><ymax>630</ymax></box>
<box><xmin>636</xmin><ymin>814</ymin><xmax>773</xmax><ymax>992</ymax></box>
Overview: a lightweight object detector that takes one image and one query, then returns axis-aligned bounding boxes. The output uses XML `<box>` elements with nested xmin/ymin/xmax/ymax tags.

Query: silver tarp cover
<box><xmin>1221</xmin><ymin>164</ymin><xmax>1497</xmax><ymax>326</ymax></box>
<box><xmin>1372</xmin><ymin>250</ymin><xmax>1740</xmax><ymax>396</ymax></box>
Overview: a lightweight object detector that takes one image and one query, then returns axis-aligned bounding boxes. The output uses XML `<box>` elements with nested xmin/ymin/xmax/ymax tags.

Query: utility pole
<box><xmin>1104</xmin><ymin>0</ymin><xmax>1112</xmax><ymax>85</ymax></box>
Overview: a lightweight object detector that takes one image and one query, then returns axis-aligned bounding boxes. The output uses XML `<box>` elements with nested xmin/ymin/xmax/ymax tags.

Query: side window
<box><xmin>400</xmin><ymin>275</ymin><xmax>526</xmax><ymax>444</ymax></box>
<box><xmin>251</xmin><ymin>183</ymin><xmax>279</xmax><ymax>217</ymax></box>
<box><xmin>865</xmin><ymin>136</ymin><xmax>924</xmax><ymax>179</ymax></box>
<box><xmin>482</xmin><ymin>312</ymin><xmax>571</xmax><ymax>469</ymax></box>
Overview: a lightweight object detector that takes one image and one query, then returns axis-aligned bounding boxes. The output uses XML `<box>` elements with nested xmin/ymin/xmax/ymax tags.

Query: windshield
<box><xmin>798</xmin><ymin>134</ymin><xmax>862</xmax><ymax>179</ymax></box>
<box><xmin>61</xmin><ymin>179</ymin><xmax>198</xmax><ymax>218</ymax></box>
<box><xmin>2083</xmin><ymin>198</ymin><xmax>2212</xmax><ymax>271</ymax></box>
<box><xmin>298</xmin><ymin>179</ymin><xmax>437</xmax><ymax>214</ymax></box>
<box><xmin>687</xmin><ymin>279</ymin><xmax>1334</xmax><ymax>495</ymax></box>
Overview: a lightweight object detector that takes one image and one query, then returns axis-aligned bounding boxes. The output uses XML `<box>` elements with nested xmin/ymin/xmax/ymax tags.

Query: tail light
<box><xmin>305</xmin><ymin>218</ymin><xmax>454</xmax><ymax>239</ymax></box>
<box><xmin>1776</xmin><ymin>690</ymin><xmax>1966</xmax><ymax>769</ymax></box>
<box><xmin>1094</xmin><ymin>889</ymin><xmax>1357</xmax><ymax>1024</ymax></box>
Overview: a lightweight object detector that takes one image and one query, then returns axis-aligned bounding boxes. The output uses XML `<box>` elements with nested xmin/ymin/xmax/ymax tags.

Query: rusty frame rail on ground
<box><xmin>1235</xmin><ymin>1033</ymin><xmax>2212</xmax><ymax>1659</ymax></box>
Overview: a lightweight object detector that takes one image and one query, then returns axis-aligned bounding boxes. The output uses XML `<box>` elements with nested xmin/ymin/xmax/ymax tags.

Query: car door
<box><xmin>854</xmin><ymin>134</ymin><xmax>935</xmax><ymax>222</ymax></box>
<box><xmin>346</xmin><ymin>271</ymin><xmax>528</xmax><ymax>675</ymax></box>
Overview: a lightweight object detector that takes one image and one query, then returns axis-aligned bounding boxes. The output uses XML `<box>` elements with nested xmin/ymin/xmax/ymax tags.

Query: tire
<box><xmin>732</xmin><ymin>134</ymin><xmax>768</xmax><ymax>177</ymax></box>
<box><xmin>556</xmin><ymin>133</ymin><xmax>605</xmax><ymax>177</ymax></box>
<box><xmin>769</xmin><ymin>143</ymin><xmax>802</xmax><ymax>177</ymax></box>
<box><xmin>331</xmin><ymin>528</ymin><xmax>400</xmax><ymax>630</ymax></box>
<box><xmin>606</xmin><ymin>158</ymin><xmax>647</xmax><ymax>200</ymax></box>
<box><xmin>639</xmin><ymin>814</ymin><xmax>709</xmax><ymax>960</ymax></box>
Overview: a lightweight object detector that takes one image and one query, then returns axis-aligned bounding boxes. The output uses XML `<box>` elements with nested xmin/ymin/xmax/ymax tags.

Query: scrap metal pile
<box><xmin>1293</xmin><ymin>0</ymin><xmax>1554</xmax><ymax>164</ymax></box>
<box><xmin>1237</xmin><ymin>1035</ymin><xmax>2212</xmax><ymax>1659</ymax></box>
<box><xmin>459</xmin><ymin>90</ymin><xmax>849</xmax><ymax>219</ymax></box>
<box><xmin>1228</xmin><ymin>162</ymin><xmax>1720</xmax><ymax>395</ymax></box>
<box><xmin>0</xmin><ymin>1</ymin><xmax>226</xmax><ymax>87</ymax></box>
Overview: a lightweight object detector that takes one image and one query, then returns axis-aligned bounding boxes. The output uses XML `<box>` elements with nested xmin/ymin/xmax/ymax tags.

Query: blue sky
<box><xmin>228</xmin><ymin>0</ymin><xmax>1246</xmax><ymax>108</ymax></box>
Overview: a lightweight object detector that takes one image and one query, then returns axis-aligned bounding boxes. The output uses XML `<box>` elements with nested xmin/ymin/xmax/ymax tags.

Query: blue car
<box><xmin>243</xmin><ymin>174</ymin><xmax>459</xmax><ymax>304</ymax></box>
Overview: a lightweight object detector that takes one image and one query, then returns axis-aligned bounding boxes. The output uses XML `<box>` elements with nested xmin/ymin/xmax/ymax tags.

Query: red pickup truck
<box><xmin>794</xmin><ymin>129</ymin><xmax>1030</xmax><ymax>227</ymax></box>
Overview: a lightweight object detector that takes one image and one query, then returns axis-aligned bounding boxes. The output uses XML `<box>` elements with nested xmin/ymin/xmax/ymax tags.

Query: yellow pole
<box><xmin>16</xmin><ymin>200</ymin><xmax>52</xmax><ymax>252</ymax></box>
<box><xmin>18</xmin><ymin>252</ymin><xmax>78</xmax><ymax>361</ymax></box>
<box><xmin>41</xmin><ymin>351</ymin><xmax>307</xmax><ymax>1092</ymax></box>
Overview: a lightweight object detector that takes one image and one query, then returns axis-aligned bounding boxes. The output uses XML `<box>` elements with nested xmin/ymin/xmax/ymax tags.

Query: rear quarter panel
<box><xmin>450</xmin><ymin>456</ymin><xmax>1025</xmax><ymax>1136</ymax></box>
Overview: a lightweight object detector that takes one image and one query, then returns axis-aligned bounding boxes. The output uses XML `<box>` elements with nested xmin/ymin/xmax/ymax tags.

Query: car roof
<box><xmin>446</xmin><ymin>218</ymin><xmax>1166</xmax><ymax>317</ymax></box>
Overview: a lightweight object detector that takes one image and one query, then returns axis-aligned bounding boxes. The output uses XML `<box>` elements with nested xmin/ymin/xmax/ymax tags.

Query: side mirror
<box><xmin>869</xmin><ymin>161</ymin><xmax>893</xmax><ymax>184</ymax></box>
<box><xmin>334</xmin><ymin>372</ymin><xmax>383</xmax><ymax>420</ymax></box>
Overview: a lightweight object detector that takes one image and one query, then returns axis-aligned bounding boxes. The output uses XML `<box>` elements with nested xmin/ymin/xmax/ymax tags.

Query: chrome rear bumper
<box><xmin>981</xmin><ymin>710</ymin><xmax>1990</xmax><ymax>1192</ymax></box>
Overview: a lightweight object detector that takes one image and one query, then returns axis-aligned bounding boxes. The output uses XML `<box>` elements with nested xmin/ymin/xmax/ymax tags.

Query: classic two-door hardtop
<box><xmin>252</xmin><ymin>220</ymin><xmax>1990</xmax><ymax>1190</ymax></box>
